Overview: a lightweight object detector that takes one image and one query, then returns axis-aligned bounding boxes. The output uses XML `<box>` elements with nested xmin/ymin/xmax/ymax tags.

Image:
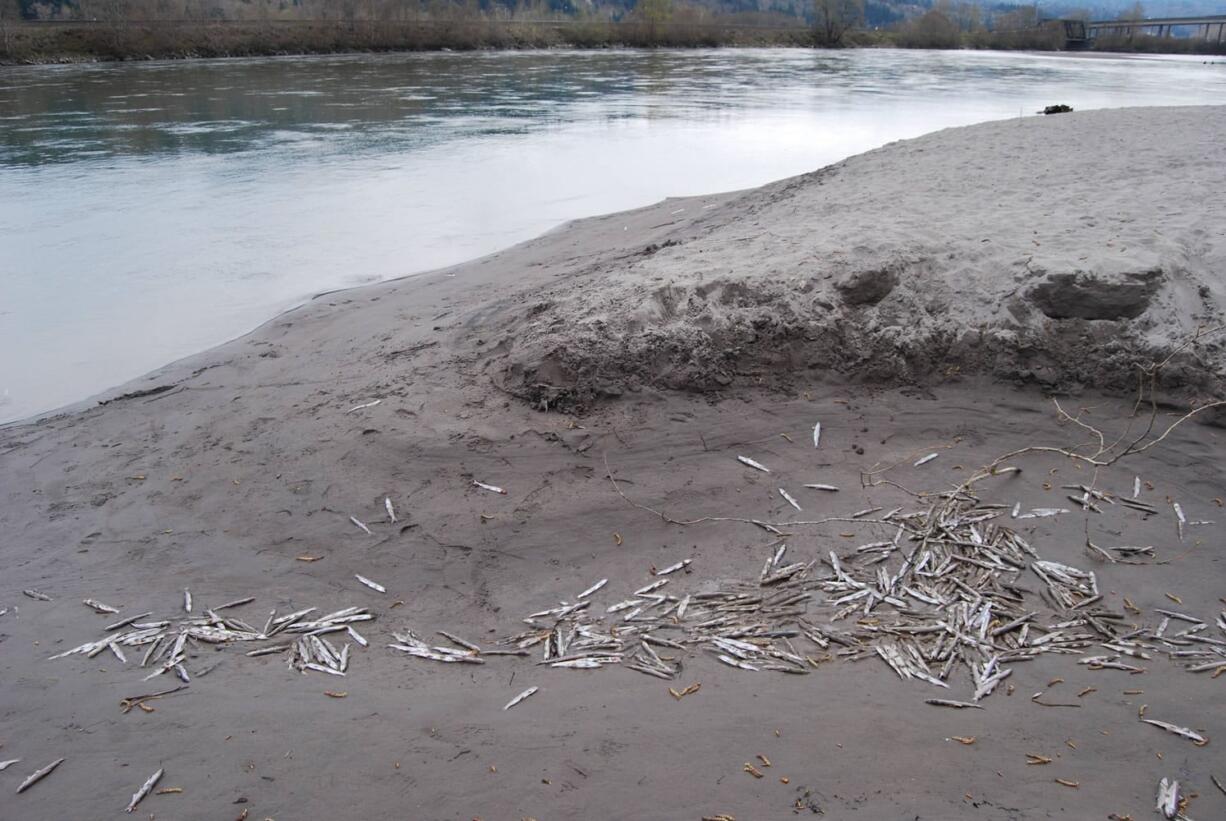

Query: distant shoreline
<box><xmin>2</xmin><ymin>18</ymin><xmax>1222</xmax><ymax>65</ymax></box>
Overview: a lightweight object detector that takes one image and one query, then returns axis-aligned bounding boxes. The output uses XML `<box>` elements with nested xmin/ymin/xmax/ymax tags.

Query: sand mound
<box><xmin>478</xmin><ymin>107</ymin><xmax>1226</xmax><ymax>410</ymax></box>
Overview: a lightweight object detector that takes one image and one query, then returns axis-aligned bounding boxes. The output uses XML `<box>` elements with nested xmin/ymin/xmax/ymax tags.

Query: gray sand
<box><xmin>1</xmin><ymin>106</ymin><xmax>1223</xmax><ymax>819</ymax></box>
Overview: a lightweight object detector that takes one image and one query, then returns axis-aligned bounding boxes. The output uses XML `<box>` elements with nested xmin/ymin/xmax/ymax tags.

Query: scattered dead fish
<box><xmin>804</xmin><ymin>484</ymin><xmax>839</xmax><ymax>492</ymax></box>
<box><xmin>1141</xmin><ymin>718</ymin><xmax>1209</xmax><ymax>746</ymax></box>
<box><xmin>346</xmin><ymin>399</ymin><xmax>382</xmax><ymax>413</ymax></box>
<box><xmin>385</xmin><ymin>498</ymin><xmax>397</xmax><ymax>523</ymax></box>
<box><xmin>473</xmin><ymin>481</ymin><xmax>507</xmax><ymax>495</ymax></box>
<box><xmin>83</xmin><ymin>599</ymin><xmax>120</xmax><ymax>614</ymax></box>
<box><xmin>737</xmin><ymin>455</ymin><xmax>770</xmax><ymax>473</ymax></box>
<box><xmin>925</xmin><ymin>699</ymin><xmax>984</xmax><ymax>710</ymax></box>
<box><xmin>914</xmin><ymin>453</ymin><xmax>939</xmax><ymax>467</ymax></box>
<box><xmin>503</xmin><ymin>686</ymin><xmax>538</xmax><ymax>711</ymax></box>
<box><xmin>779</xmin><ymin>489</ymin><xmax>802</xmax><ymax>512</ymax></box>
<box><xmin>354</xmin><ymin>575</ymin><xmax>386</xmax><ymax>594</ymax></box>
<box><xmin>813</xmin><ymin>422</ymin><xmax>822</xmax><ymax>449</ymax></box>
<box><xmin>1156</xmin><ymin>777</ymin><xmax>1179</xmax><ymax>819</ymax></box>
<box><xmin>654</xmin><ymin>559</ymin><xmax>692</xmax><ymax>576</ymax></box>
<box><xmin>22</xmin><ymin>589</ymin><xmax>51</xmax><ymax>602</ymax></box>
<box><xmin>125</xmin><ymin>768</ymin><xmax>163</xmax><ymax>813</ymax></box>
<box><xmin>577</xmin><ymin>579</ymin><xmax>608</xmax><ymax>599</ymax></box>
<box><xmin>349</xmin><ymin>516</ymin><xmax>373</xmax><ymax>535</ymax></box>
<box><xmin>16</xmin><ymin>758</ymin><xmax>65</xmax><ymax>794</ymax></box>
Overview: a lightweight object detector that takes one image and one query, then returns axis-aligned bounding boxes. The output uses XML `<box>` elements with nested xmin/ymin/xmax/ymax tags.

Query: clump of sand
<box><xmin>481</xmin><ymin>107</ymin><xmax>1226</xmax><ymax>410</ymax></box>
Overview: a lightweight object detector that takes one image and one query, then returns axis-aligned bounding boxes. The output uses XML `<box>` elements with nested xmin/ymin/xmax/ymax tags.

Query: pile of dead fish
<box><xmin>391</xmin><ymin>486</ymin><xmax>1224</xmax><ymax>699</ymax></box>
<box><xmin>49</xmin><ymin>595</ymin><xmax>374</xmax><ymax>681</ymax></box>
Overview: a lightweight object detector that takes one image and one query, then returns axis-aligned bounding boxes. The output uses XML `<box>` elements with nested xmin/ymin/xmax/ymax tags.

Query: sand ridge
<box><xmin>481</xmin><ymin>106</ymin><xmax>1226</xmax><ymax>409</ymax></box>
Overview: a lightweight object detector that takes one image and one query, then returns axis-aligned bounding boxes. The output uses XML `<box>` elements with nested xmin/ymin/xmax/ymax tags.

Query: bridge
<box><xmin>1086</xmin><ymin>14</ymin><xmax>1226</xmax><ymax>42</ymax></box>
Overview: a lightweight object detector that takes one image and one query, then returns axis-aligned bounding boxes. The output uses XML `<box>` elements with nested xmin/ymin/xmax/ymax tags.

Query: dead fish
<box><xmin>304</xmin><ymin>662</ymin><xmax>345</xmax><ymax>677</ymax></box>
<box><xmin>914</xmin><ymin>453</ymin><xmax>939</xmax><ymax>467</ymax></box>
<box><xmin>1133</xmin><ymin>476</ymin><xmax>1141</xmax><ymax>498</ymax></box>
<box><xmin>385</xmin><ymin>497</ymin><xmax>397</xmax><ymax>523</ymax></box>
<box><xmin>635</xmin><ymin>579</ymin><xmax>668</xmax><ymax>595</ymax></box>
<box><xmin>779</xmin><ymin>489</ymin><xmax>802</xmax><ymax>512</ymax></box>
<box><xmin>1141</xmin><ymin>718</ymin><xmax>1209</xmax><ymax>746</ymax></box>
<box><xmin>503</xmin><ymin>686</ymin><xmax>538</xmax><ymax>711</ymax></box>
<box><xmin>125</xmin><ymin>768</ymin><xmax>163</xmax><ymax>813</ymax></box>
<box><xmin>1011</xmin><ymin>502</ymin><xmax>1020</xmax><ymax>519</ymax></box>
<box><xmin>183</xmin><ymin>589</ymin><xmax>192</xmax><ymax>614</ymax></box>
<box><xmin>576</xmin><ymin>579</ymin><xmax>608</xmax><ymax>599</ymax></box>
<box><xmin>22</xmin><ymin>589</ymin><xmax>51</xmax><ymax>602</ymax></box>
<box><xmin>106</xmin><ymin>612</ymin><xmax>153</xmax><ymax>631</ymax></box>
<box><xmin>347</xmin><ymin>626</ymin><xmax>369</xmax><ymax>647</ymax></box>
<box><xmin>655</xmin><ymin>559</ymin><xmax>692</xmax><ymax>576</ymax></box>
<box><xmin>1173</xmin><ymin>502</ymin><xmax>1186</xmax><ymax>524</ymax></box>
<box><xmin>0</xmin><ymin>760</ymin><xmax>21</xmax><ymax>772</ymax></box>
<box><xmin>804</xmin><ymin>483</ymin><xmax>839</xmax><ymax>492</ymax></box>
<box><xmin>108</xmin><ymin>642</ymin><xmax>127</xmax><ymax>664</ymax></box>
<box><xmin>472</xmin><ymin>481</ymin><xmax>507</xmax><ymax>495</ymax></box>
<box><xmin>83</xmin><ymin>599</ymin><xmax>119</xmax><ymax>614</ymax></box>
<box><xmin>214</xmin><ymin>597</ymin><xmax>255</xmax><ymax>611</ymax></box>
<box><xmin>812</xmin><ymin>422</ymin><xmax>822</xmax><ymax>448</ymax></box>
<box><xmin>737</xmin><ymin>456</ymin><xmax>770</xmax><ymax>473</ymax></box>
<box><xmin>16</xmin><ymin>758</ymin><xmax>65</xmax><ymax>794</ymax></box>
<box><xmin>354</xmin><ymin>575</ymin><xmax>386</xmax><ymax>594</ymax></box>
<box><xmin>924</xmin><ymin>699</ymin><xmax>984</xmax><ymax>710</ymax></box>
<box><xmin>346</xmin><ymin>399</ymin><xmax>382</xmax><ymax>413</ymax></box>
<box><xmin>349</xmin><ymin>516</ymin><xmax>373</xmax><ymax>535</ymax></box>
<box><xmin>1156</xmin><ymin>777</ymin><xmax>1179</xmax><ymax>819</ymax></box>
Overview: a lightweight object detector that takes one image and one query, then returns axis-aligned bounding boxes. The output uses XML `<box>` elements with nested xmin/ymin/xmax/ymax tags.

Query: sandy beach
<box><xmin>2</xmin><ymin>106</ymin><xmax>1224</xmax><ymax>819</ymax></box>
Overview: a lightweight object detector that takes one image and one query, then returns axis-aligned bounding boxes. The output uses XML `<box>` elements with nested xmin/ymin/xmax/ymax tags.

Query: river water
<box><xmin>1</xmin><ymin>48</ymin><xmax>1222</xmax><ymax>422</ymax></box>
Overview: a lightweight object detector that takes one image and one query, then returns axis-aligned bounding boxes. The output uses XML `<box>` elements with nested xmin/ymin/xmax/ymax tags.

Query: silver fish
<box><xmin>924</xmin><ymin>699</ymin><xmax>984</xmax><ymax>710</ymax></box>
<box><xmin>813</xmin><ymin>422</ymin><xmax>822</xmax><ymax>448</ymax></box>
<box><xmin>354</xmin><ymin>574</ymin><xmax>386</xmax><ymax>594</ymax></box>
<box><xmin>737</xmin><ymin>455</ymin><xmax>770</xmax><ymax>473</ymax></box>
<box><xmin>804</xmin><ymin>484</ymin><xmax>839</xmax><ymax>492</ymax></box>
<box><xmin>914</xmin><ymin>452</ymin><xmax>939</xmax><ymax>467</ymax></box>
<box><xmin>655</xmin><ymin>559</ymin><xmax>691</xmax><ymax>576</ymax></box>
<box><xmin>473</xmin><ymin>480</ymin><xmax>507</xmax><ymax>495</ymax></box>
<box><xmin>1133</xmin><ymin>476</ymin><xmax>1141</xmax><ymax>498</ymax></box>
<box><xmin>385</xmin><ymin>497</ymin><xmax>397</xmax><ymax>523</ymax></box>
<box><xmin>304</xmin><ymin>662</ymin><xmax>345</xmax><ymax>677</ymax></box>
<box><xmin>577</xmin><ymin>579</ymin><xmax>608</xmax><ymax>599</ymax></box>
<box><xmin>125</xmin><ymin>768</ymin><xmax>163</xmax><ymax>813</ymax></box>
<box><xmin>1173</xmin><ymin>502</ymin><xmax>1186</xmax><ymax>523</ymax></box>
<box><xmin>183</xmin><ymin>589</ymin><xmax>192</xmax><ymax>614</ymax></box>
<box><xmin>347</xmin><ymin>626</ymin><xmax>369</xmax><ymax>647</ymax></box>
<box><xmin>1156</xmin><ymin>777</ymin><xmax>1179</xmax><ymax>819</ymax></box>
<box><xmin>22</xmin><ymin>589</ymin><xmax>51</xmax><ymax>602</ymax></box>
<box><xmin>1010</xmin><ymin>502</ymin><xmax>1020</xmax><ymax>518</ymax></box>
<box><xmin>1141</xmin><ymin>718</ymin><xmax>1208</xmax><ymax>746</ymax></box>
<box><xmin>635</xmin><ymin>579</ymin><xmax>668</xmax><ymax>595</ymax></box>
<box><xmin>346</xmin><ymin>399</ymin><xmax>382</xmax><ymax>413</ymax></box>
<box><xmin>779</xmin><ymin>489</ymin><xmax>802</xmax><ymax>512</ymax></box>
<box><xmin>16</xmin><ymin>758</ymin><xmax>65</xmax><ymax>794</ymax></box>
<box><xmin>0</xmin><ymin>760</ymin><xmax>20</xmax><ymax>772</ymax></box>
<box><xmin>349</xmin><ymin>516</ymin><xmax>373</xmax><ymax>535</ymax></box>
<box><xmin>503</xmin><ymin>686</ymin><xmax>538</xmax><ymax>711</ymax></box>
<box><xmin>83</xmin><ymin>599</ymin><xmax>119</xmax><ymax>614</ymax></box>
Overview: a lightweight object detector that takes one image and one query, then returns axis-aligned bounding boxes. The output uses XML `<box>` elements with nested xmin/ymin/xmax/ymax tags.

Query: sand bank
<box><xmin>1</xmin><ymin>106</ymin><xmax>1223</xmax><ymax>819</ymax></box>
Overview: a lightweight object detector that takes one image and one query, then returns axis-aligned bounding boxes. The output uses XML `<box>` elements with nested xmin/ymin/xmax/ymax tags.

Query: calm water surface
<box><xmin>1</xmin><ymin>48</ymin><xmax>1223</xmax><ymax>422</ymax></box>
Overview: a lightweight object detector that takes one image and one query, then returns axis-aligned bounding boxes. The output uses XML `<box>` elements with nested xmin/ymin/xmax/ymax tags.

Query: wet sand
<box><xmin>1</xmin><ymin>107</ymin><xmax>1224</xmax><ymax>819</ymax></box>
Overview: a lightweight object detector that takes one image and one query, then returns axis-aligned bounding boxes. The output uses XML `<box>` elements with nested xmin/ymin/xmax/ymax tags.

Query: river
<box><xmin>1</xmin><ymin>48</ymin><xmax>1223</xmax><ymax>423</ymax></box>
